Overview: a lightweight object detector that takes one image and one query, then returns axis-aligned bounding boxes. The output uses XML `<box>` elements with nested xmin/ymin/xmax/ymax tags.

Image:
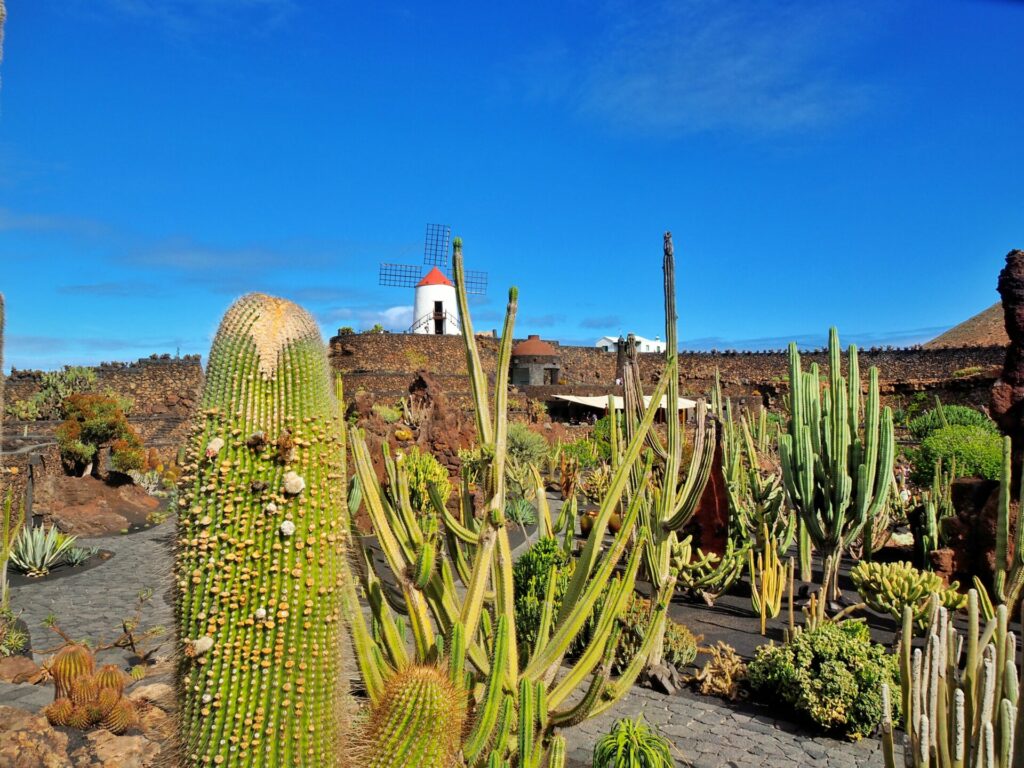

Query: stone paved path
<box><xmin>2</xmin><ymin>518</ymin><xmax>898</xmax><ymax>767</ymax></box>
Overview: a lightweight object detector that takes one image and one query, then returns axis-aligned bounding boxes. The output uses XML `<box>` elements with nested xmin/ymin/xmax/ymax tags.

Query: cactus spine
<box><xmin>175</xmin><ymin>294</ymin><xmax>351</xmax><ymax>767</ymax></box>
<box><xmin>885</xmin><ymin>592</ymin><xmax>1022</xmax><ymax>768</ymax></box>
<box><xmin>779</xmin><ymin>328</ymin><xmax>894</xmax><ymax>602</ymax></box>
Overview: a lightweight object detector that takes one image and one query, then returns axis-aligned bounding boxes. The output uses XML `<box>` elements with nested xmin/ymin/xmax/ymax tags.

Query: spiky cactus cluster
<box><xmin>175</xmin><ymin>293</ymin><xmax>351</xmax><ymax>767</ymax></box>
<box><xmin>44</xmin><ymin>644</ymin><xmax>137</xmax><ymax>734</ymax></box>
<box><xmin>884</xmin><ymin>592</ymin><xmax>1024</xmax><ymax>768</ymax></box>
<box><xmin>850</xmin><ymin>560</ymin><xmax>966</xmax><ymax>631</ymax></box>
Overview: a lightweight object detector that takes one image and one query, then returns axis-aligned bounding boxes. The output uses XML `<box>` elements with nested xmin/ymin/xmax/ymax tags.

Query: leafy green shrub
<box><xmin>591</xmin><ymin>414</ymin><xmax>623</xmax><ymax>461</ymax></box>
<box><xmin>512</xmin><ymin>537</ymin><xmax>600</xmax><ymax>661</ymax></box>
<box><xmin>593</xmin><ymin>716</ymin><xmax>673</xmax><ymax>768</ymax></box>
<box><xmin>56</xmin><ymin>393</ymin><xmax>144</xmax><ymax>474</ymax></box>
<box><xmin>507</xmin><ymin>422</ymin><xmax>548</xmax><ymax>468</ymax></box>
<box><xmin>748</xmin><ymin>621</ymin><xmax>900</xmax><ymax>740</ymax></box>
<box><xmin>615</xmin><ymin>593</ymin><xmax>698</xmax><ymax>673</ymax></box>
<box><xmin>908</xmin><ymin>405</ymin><xmax>997</xmax><ymax>441</ymax></box>
<box><xmin>913</xmin><ymin>424</ymin><xmax>1002</xmax><ymax>483</ymax></box>
<box><xmin>371</xmin><ymin>403</ymin><xmax>402</xmax><ymax>424</ymax></box>
<box><xmin>399</xmin><ymin>446</ymin><xmax>452</xmax><ymax>515</ymax></box>
<box><xmin>560</xmin><ymin>437</ymin><xmax>600</xmax><ymax>470</ymax></box>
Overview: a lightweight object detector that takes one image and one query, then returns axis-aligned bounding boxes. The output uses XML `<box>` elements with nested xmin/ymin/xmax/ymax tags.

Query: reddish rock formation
<box><xmin>687</xmin><ymin>427</ymin><xmax>729</xmax><ymax>556</ymax></box>
<box><xmin>991</xmin><ymin>250</ymin><xmax>1024</xmax><ymax>462</ymax></box>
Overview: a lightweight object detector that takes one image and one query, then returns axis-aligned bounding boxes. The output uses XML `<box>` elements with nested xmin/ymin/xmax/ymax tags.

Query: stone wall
<box><xmin>330</xmin><ymin>331</ymin><xmax>1004</xmax><ymax>413</ymax></box>
<box><xmin>4</xmin><ymin>355</ymin><xmax>203</xmax><ymax>420</ymax></box>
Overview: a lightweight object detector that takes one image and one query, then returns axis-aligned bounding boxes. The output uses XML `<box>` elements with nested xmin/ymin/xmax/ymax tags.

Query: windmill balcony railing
<box><xmin>408</xmin><ymin>310</ymin><xmax>461</xmax><ymax>334</ymax></box>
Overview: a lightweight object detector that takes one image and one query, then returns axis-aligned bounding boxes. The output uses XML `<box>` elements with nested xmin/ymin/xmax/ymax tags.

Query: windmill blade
<box><xmin>423</xmin><ymin>223</ymin><xmax>451</xmax><ymax>268</ymax></box>
<box><xmin>462</xmin><ymin>269</ymin><xmax>488</xmax><ymax>296</ymax></box>
<box><xmin>379</xmin><ymin>263</ymin><xmax>424</xmax><ymax>288</ymax></box>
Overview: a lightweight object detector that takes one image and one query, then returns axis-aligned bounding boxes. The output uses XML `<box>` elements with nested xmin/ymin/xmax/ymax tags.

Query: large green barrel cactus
<box><xmin>365</xmin><ymin>664</ymin><xmax>467</xmax><ymax>768</ymax></box>
<box><xmin>175</xmin><ymin>293</ymin><xmax>351</xmax><ymax>767</ymax></box>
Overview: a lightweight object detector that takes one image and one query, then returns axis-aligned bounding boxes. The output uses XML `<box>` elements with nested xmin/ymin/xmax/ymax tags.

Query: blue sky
<box><xmin>0</xmin><ymin>0</ymin><xmax>1022</xmax><ymax>369</ymax></box>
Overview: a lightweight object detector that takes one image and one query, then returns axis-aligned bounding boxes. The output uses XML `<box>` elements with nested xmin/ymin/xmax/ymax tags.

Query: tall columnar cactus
<box><xmin>884</xmin><ymin>592</ymin><xmax>1023</xmax><ymax>768</ymax></box>
<box><xmin>175</xmin><ymin>294</ymin><xmax>352</xmax><ymax>767</ymax></box>
<box><xmin>714</xmin><ymin>375</ymin><xmax>793</xmax><ymax>558</ymax></box>
<box><xmin>621</xmin><ymin>233</ymin><xmax>717</xmax><ymax>666</ymax></box>
<box><xmin>779</xmin><ymin>328</ymin><xmax>894</xmax><ymax>602</ymax></box>
<box><xmin>994</xmin><ymin>436</ymin><xmax>1024</xmax><ymax>611</ymax></box>
<box><xmin>345</xmin><ymin>239</ymin><xmax>662</xmax><ymax>766</ymax></box>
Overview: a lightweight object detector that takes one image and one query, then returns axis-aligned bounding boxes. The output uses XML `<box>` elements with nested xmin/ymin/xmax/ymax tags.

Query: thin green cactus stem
<box><xmin>175</xmin><ymin>293</ymin><xmax>351</xmax><ymax>768</ymax></box>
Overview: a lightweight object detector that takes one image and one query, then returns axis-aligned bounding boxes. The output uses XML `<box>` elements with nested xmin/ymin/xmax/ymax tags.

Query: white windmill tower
<box><xmin>379</xmin><ymin>224</ymin><xmax>488</xmax><ymax>335</ymax></box>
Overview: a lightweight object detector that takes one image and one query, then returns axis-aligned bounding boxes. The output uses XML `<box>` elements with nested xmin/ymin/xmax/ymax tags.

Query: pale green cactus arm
<box><xmin>453</xmin><ymin>238</ymin><xmax>493</xmax><ymax>446</ymax></box>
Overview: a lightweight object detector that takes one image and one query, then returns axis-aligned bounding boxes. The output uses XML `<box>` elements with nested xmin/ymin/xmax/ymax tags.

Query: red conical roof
<box><xmin>417</xmin><ymin>267</ymin><xmax>454</xmax><ymax>288</ymax></box>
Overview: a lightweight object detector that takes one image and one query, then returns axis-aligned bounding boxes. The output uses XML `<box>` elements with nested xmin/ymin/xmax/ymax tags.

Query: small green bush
<box><xmin>399</xmin><ymin>446</ymin><xmax>451</xmax><ymax>515</ymax></box>
<box><xmin>913</xmin><ymin>424</ymin><xmax>1002</xmax><ymax>484</ymax></box>
<box><xmin>615</xmin><ymin>593</ymin><xmax>698</xmax><ymax>673</ymax></box>
<box><xmin>908</xmin><ymin>405</ymin><xmax>997</xmax><ymax>441</ymax></box>
<box><xmin>371</xmin><ymin>403</ymin><xmax>402</xmax><ymax>424</ymax></box>
<box><xmin>512</xmin><ymin>537</ymin><xmax>599</xmax><ymax>662</ymax></box>
<box><xmin>56</xmin><ymin>393</ymin><xmax>144</xmax><ymax>474</ymax></box>
<box><xmin>507</xmin><ymin>422</ymin><xmax>548</xmax><ymax>468</ymax></box>
<box><xmin>560</xmin><ymin>438</ymin><xmax>600</xmax><ymax>470</ymax></box>
<box><xmin>512</xmin><ymin>537</ymin><xmax>572</xmax><ymax>659</ymax></box>
<box><xmin>591</xmin><ymin>414</ymin><xmax>623</xmax><ymax>461</ymax></box>
<box><xmin>593</xmin><ymin>716</ymin><xmax>673</xmax><ymax>768</ymax></box>
<box><xmin>748</xmin><ymin>621</ymin><xmax>900</xmax><ymax>740</ymax></box>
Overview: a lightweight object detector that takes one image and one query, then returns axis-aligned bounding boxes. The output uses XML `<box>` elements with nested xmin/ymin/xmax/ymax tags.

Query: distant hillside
<box><xmin>925</xmin><ymin>302</ymin><xmax>1008</xmax><ymax>348</ymax></box>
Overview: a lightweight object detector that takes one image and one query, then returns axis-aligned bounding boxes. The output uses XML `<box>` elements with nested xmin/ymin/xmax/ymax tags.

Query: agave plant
<box><xmin>10</xmin><ymin>525</ymin><xmax>77</xmax><ymax>577</ymax></box>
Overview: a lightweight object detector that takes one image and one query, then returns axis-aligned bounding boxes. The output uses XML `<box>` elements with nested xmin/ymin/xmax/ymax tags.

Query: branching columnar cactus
<box><xmin>883</xmin><ymin>592</ymin><xmax>1024</xmax><ymax>768</ymax></box>
<box><xmin>175</xmin><ymin>294</ymin><xmax>351</xmax><ymax>767</ymax></box>
<box><xmin>779</xmin><ymin>328</ymin><xmax>894</xmax><ymax>602</ymax></box>
<box><xmin>345</xmin><ymin>239</ymin><xmax>668</xmax><ymax>766</ymax></box>
<box><xmin>714</xmin><ymin>375</ymin><xmax>793</xmax><ymax>558</ymax></box>
<box><xmin>621</xmin><ymin>233</ymin><xmax>717</xmax><ymax>666</ymax></box>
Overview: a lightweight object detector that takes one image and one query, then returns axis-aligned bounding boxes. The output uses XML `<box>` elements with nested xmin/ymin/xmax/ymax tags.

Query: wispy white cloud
<box><xmin>520</xmin><ymin>0</ymin><xmax>892</xmax><ymax>136</ymax></box>
<box><xmin>98</xmin><ymin>0</ymin><xmax>295</xmax><ymax>34</ymax></box>
<box><xmin>318</xmin><ymin>305</ymin><xmax>414</xmax><ymax>333</ymax></box>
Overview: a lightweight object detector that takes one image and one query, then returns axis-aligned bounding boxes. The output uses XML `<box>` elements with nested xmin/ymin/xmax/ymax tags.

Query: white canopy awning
<box><xmin>551</xmin><ymin>394</ymin><xmax>704</xmax><ymax>410</ymax></box>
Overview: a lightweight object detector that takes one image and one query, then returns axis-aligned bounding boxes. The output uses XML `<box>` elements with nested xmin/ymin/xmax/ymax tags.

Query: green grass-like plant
<box><xmin>592</xmin><ymin>716</ymin><xmax>674</xmax><ymax>768</ymax></box>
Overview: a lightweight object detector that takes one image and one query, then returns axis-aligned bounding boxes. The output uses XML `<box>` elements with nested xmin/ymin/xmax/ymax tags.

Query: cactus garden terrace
<box><xmin>3</xmin><ymin>3</ymin><xmax>1024</xmax><ymax>766</ymax></box>
<box><xmin>2</xmin><ymin>242</ymin><xmax>1024</xmax><ymax>768</ymax></box>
